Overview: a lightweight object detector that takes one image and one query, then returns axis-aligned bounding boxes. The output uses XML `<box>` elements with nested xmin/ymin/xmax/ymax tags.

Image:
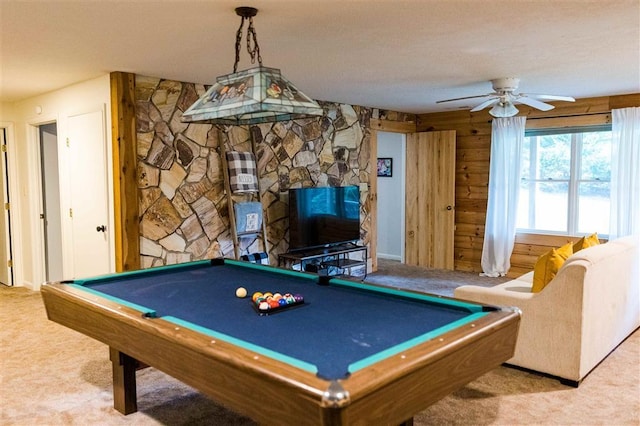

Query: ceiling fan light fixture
<box><xmin>437</xmin><ymin>77</ymin><xmax>574</xmax><ymax>116</ymax></box>
<box><xmin>182</xmin><ymin>7</ymin><xmax>323</xmax><ymax>125</ymax></box>
<box><xmin>489</xmin><ymin>101</ymin><xmax>519</xmax><ymax>118</ymax></box>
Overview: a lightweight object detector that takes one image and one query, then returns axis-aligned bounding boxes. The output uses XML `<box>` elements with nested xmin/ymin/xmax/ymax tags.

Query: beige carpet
<box><xmin>367</xmin><ymin>259</ymin><xmax>511</xmax><ymax>296</ymax></box>
<box><xmin>1</xmin><ymin>265</ymin><xmax>638</xmax><ymax>425</ymax></box>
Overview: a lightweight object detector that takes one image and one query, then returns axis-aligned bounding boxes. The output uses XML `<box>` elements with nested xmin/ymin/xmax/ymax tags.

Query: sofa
<box><xmin>454</xmin><ymin>235</ymin><xmax>639</xmax><ymax>385</ymax></box>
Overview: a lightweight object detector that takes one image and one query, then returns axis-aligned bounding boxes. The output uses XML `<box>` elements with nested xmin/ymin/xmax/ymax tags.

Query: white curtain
<box><xmin>481</xmin><ymin>116</ymin><xmax>526</xmax><ymax>277</ymax></box>
<box><xmin>609</xmin><ymin>107</ymin><xmax>640</xmax><ymax>239</ymax></box>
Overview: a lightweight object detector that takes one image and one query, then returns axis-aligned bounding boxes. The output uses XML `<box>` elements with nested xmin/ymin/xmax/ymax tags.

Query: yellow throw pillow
<box><xmin>531</xmin><ymin>242</ymin><xmax>574</xmax><ymax>293</ymax></box>
<box><xmin>573</xmin><ymin>232</ymin><xmax>600</xmax><ymax>252</ymax></box>
<box><xmin>532</xmin><ymin>250</ymin><xmax>551</xmax><ymax>293</ymax></box>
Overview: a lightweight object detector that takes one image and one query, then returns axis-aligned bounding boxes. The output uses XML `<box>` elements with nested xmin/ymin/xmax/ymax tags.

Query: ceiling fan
<box><xmin>436</xmin><ymin>77</ymin><xmax>575</xmax><ymax>117</ymax></box>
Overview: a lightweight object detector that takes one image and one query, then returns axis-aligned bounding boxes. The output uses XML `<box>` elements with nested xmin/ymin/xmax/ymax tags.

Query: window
<box><xmin>516</xmin><ymin>127</ymin><xmax>612</xmax><ymax>236</ymax></box>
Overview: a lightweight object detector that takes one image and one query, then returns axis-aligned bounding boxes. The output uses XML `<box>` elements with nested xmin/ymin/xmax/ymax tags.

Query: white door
<box><xmin>68</xmin><ymin>110</ymin><xmax>111</xmax><ymax>278</ymax></box>
<box><xmin>0</xmin><ymin>128</ymin><xmax>12</xmax><ymax>286</ymax></box>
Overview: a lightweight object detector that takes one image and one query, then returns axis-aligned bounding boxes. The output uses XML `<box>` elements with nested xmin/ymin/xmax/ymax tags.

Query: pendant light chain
<box><xmin>246</xmin><ymin>17</ymin><xmax>262</xmax><ymax>67</ymax></box>
<box><xmin>233</xmin><ymin>16</ymin><xmax>245</xmax><ymax>73</ymax></box>
<box><xmin>233</xmin><ymin>15</ymin><xmax>262</xmax><ymax>73</ymax></box>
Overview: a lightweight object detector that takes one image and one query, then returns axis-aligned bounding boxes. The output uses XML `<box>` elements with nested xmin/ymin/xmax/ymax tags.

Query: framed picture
<box><xmin>377</xmin><ymin>158</ymin><xmax>392</xmax><ymax>177</ymax></box>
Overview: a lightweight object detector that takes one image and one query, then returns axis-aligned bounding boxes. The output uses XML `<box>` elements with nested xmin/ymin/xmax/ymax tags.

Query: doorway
<box><xmin>376</xmin><ymin>132</ymin><xmax>406</xmax><ymax>262</ymax></box>
<box><xmin>39</xmin><ymin>123</ymin><xmax>64</xmax><ymax>282</ymax></box>
<box><xmin>28</xmin><ymin>108</ymin><xmax>111</xmax><ymax>288</ymax></box>
<box><xmin>1</xmin><ymin>127</ymin><xmax>13</xmax><ymax>286</ymax></box>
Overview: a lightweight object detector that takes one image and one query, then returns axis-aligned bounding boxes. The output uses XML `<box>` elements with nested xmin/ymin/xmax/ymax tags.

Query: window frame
<box><xmin>517</xmin><ymin>124</ymin><xmax>612</xmax><ymax>237</ymax></box>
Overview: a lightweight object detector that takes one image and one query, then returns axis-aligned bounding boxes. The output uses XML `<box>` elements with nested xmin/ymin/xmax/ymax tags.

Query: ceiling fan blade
<box><xmin>526</xmin><ymin>94</ymin><xmax>576</xmax><ymax>102</ymax></box>
<box><xmin>470</xmin><ymin>98</ymin><xmax>499</xmax><ymax>112</ymax></box>
<box><xmin>436</xmin><ymin>93</ymin><xmax>496</xmax><ymax>103</ymax></box>
<box><xmin>516</xmin><ymin>96</ymin><xmax>555</xmax><ymax>111</ymax></box>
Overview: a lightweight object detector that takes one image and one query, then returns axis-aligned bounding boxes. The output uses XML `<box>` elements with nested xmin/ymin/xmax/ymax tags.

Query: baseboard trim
<box><xmin>378</xmin><ymin>254</ymin><xmax>402</xmax><ymax>261</ymax></box>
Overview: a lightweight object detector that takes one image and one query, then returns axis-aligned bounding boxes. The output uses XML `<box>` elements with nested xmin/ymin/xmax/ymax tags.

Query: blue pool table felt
<box><xmin>73</xmin><ymin>260</ymin><xmax>487</xmax><ymax>379</ymax></box>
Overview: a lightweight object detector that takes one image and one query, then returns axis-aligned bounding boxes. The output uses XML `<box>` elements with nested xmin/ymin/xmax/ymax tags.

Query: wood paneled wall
<box><xmin>417</xmin><ymin>93</ymin><xmax>640</xmax><ymax>277</ymax></box>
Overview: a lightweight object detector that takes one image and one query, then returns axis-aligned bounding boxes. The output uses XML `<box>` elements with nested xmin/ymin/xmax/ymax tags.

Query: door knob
<box><xmin>96</xmin><ymin>225</ymin><xmax>106</xmax><ymax>232</ymax></box>
<box><xmin>446</xmin><ymin>205</ymin><xmax>453</xmax><ymax>210</ymax></box>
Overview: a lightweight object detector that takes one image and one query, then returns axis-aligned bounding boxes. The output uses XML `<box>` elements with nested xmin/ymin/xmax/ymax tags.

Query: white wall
<box><xmin>376</xmin><ymin>132</ymin><xmax>405</xmax><ymax>261</ymax></box>
<box><xmin>0</xmin><ymin>75</ymin><xmax>114</xmax><ymax>289</ymax></box>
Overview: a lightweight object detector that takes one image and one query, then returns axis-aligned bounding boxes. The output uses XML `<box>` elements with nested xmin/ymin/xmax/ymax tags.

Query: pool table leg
<box><xmin>109</xmin><ymin>347</ymin><xmax>138</xmax><ymax>415</ymax></box>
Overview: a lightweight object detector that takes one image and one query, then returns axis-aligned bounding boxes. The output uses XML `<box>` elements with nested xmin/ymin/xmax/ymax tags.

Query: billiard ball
<box><xmin>236</xmin><ymin>287</ymin><xmax>247</xmax><ymax>298</ymax></box>
<box><xmin>268</xmin><ymin>299</ymin><xmax>280</xmax><ymax>309</ymax></box>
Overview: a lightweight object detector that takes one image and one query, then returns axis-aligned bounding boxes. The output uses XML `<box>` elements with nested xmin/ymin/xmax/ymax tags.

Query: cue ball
<box><xmin>235</xmin><ymin>287</ymin><xmax>247</xmax><ymax>298</ymax></box>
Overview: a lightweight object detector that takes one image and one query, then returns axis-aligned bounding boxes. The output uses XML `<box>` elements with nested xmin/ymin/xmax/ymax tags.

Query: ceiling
<box><xmin>2</xmin><ymin>0</ymin><xmax>639</xmax><ymax>114</ymax></box>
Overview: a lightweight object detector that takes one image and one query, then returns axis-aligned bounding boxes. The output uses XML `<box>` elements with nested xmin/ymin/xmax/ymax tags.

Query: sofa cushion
<box><xmin>532</xmin><ymin>242</ymin><xmax>574</xmax><ymax>293</ymax></box>
<box><xmin>573</xmin><ymin>232</ymin><xmax>600</xmax><ymax>253</ymax></box>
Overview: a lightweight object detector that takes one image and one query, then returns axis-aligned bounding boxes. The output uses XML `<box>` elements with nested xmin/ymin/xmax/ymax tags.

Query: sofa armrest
<box><xmin>455</xmin><ymin>282</ymin><xmax>534</xmax><ymax>308</ymax></box>
<box><xmin>454</xmin><ymin>267</ymin><xmax>587</xmax><ymax>380</ymax></box>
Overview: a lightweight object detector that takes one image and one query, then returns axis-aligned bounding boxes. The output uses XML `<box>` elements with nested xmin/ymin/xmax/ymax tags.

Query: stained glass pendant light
<box><xmin>182</xmin><ymin>7</ymin><xmax>324</xmax><ymax>125</ymax></box>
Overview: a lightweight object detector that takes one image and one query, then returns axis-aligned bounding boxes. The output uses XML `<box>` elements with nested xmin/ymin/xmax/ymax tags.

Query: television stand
<box><xmin>278</xmin><ymin>243</ymin><xmax>368</xmax><ymax>279</ymax></box>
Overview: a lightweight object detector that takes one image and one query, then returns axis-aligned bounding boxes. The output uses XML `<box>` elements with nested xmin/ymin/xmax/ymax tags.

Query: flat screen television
<box><xmin>288</xmin><ymin>186</ymin><xmax>360</xmax><ymax>251</ymax></box>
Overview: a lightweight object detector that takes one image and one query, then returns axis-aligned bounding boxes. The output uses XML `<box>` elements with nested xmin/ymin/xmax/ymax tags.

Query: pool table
<box><xmin>41</xmin><ymin>258</ymin><xmax>520</xmax><ymax>425</ymax></box>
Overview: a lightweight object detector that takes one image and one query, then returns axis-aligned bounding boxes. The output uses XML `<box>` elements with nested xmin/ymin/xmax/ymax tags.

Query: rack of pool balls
<box><xmin>251</xmin><ymin>291</ymin><xmax>304</xmax><ymax>314</ymax></box>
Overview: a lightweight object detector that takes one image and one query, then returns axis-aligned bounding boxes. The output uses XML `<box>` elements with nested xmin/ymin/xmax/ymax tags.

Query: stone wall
<box><xmin>135</xmin><ymin>75</ymin><xmax>413</xmax><ymax>268</ymax></box>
